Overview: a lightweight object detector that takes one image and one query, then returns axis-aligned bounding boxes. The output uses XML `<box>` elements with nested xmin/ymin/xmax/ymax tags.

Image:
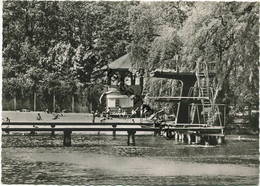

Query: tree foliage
<box><xmin>180</xmin><ymin>2</ymin><xmax>258</xmax><ymax>109</ymax></box>
<box><xmin>2</xmin><ymin>1</ymin><xmax>258</xmax><ymax>114</ymax></box>
<box><xmin>129</xmin><ymin>2</ymin><xmax>193</xmax><ymax>70</ymax></box>
<box><xmin>3</xmin><ymin>1</ymin><xmax>133</xmax><ymax>111</ymax></box>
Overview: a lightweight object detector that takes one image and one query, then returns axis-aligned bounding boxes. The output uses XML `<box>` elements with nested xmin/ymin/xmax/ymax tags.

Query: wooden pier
<box><xmin>2</xmin><ymin>121</ymin><xmax>225</xmax><ymax>147</ymax></box>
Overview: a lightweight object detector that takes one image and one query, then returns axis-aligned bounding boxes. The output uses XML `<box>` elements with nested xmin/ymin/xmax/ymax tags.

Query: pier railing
<box><xmin>2</xmin><ymin>121</ymin><xmax>225</xmax><ymax>147</ymax></box>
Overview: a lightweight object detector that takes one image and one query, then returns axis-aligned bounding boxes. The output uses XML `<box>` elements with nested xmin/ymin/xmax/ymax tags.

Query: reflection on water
<box><xmin>2</xmin><ymin>135</ymin><xmax>259</xmax><ymax>185</ymax></box>
<box><xmin>12</xmin><ymin>151</ymin><xmax>257</xmax><ymax>176</ymax></box>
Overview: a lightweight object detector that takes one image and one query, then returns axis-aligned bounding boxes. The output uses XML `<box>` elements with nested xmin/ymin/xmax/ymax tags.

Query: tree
<box><xmin>129</xmin><ymin>2</ymin><xmax>193</xmax><ymax>100</ymax></box>
<box><xmin>129</xmin><ymin>2</ymin><xmax>193</xmax><ymax>70</ymax></box>
<box><xmin>3</xmin><ymin>1</ymin><xmax>63</xmax><ymax>110</ymax></box>
<box><xmin>3</xmin><ymin>1</ymin><xmax>135</xmax><ymax>111</ymax></box>
<box><xmin>180</xmin><ymin>2</ymin><xmax>258</xmax><ymax>120</ymax></box>
<box><xmin>147</xmin><ymin>26</ymin><xmax>182</xmax><ymax>71</ymax></box>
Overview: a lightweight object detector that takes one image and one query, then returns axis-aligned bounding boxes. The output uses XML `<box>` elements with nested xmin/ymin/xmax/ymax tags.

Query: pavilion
<box><xmin>105</xmin><ymin>54</ymin><xmax>143</xmax><ymax>113</ymax></box>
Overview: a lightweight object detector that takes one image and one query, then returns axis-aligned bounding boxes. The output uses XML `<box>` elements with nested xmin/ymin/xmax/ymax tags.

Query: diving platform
<box><xmin>150</xmin><ymin>70</ymin><xmax>196</xmax><ymax>80</ymax></box>
<box><xmin>150</xmin><ymin>69</ymin><xmax>215</xmax><ymax>79</ymax></box>
<box><xmin>147</xmin><ymin>96</ymin><xmax>209</xmax><ymax>102</ymax></box>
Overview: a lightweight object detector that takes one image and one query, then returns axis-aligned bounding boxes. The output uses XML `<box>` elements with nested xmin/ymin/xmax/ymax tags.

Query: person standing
<box><xmin>118</xmin><ymin>106</ymin><xmax>122</xmax><ymax>117</ymax></box>
<box><xmin>131</xmin><ymin>108</ymin><xmax>137</xmax><ymax>118</ymax></box>
<box><xmin>5</xmin><ymin>117</ymin><xmax>10</xmax><ymax>134</ymax></box>
<box><xmin>92</xmin><ymin>111</ymin><xmax>96</xmax><ymax>123</ymax></box>
<box><xmin>36</xmin><ymin>113</ymin><xmax>42</xmax><ymax>121</ymax></box>
<box><xmin>31</xmin><ymin>113</ymin><xmax>41</xmax><ymax>135</ymax></box>
<box><xmin>106</xmin><ymin>107</ymin><xmax>111</xmax><ymax>119</ymax></box>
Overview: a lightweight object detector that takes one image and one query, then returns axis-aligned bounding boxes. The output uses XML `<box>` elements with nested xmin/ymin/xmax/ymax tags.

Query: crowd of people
<box><xmin>95</xmin><ymin>105</ymin><xmax>140</xmax><ymax>121</ymax></box>
<box><xmin>3</xmin><ymin>103</ymin><xmax>176</xmax><ymax>133</ymax></box>
<box><xmin>99</xmin><ymin>103</ymin><xmax>175</xmax><ymax>121</ymax></box>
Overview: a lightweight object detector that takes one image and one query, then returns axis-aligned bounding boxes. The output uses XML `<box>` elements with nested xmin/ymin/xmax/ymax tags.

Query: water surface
<box><xmin>2</xmin><ymin>134</ymin><xmax>259</xmax><ymax>185</ymax></box>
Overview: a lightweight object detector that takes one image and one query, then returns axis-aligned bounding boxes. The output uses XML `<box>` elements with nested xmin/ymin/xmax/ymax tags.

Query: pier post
<box><xmin>112</xmin><ymin>124</ymin><xmax>117</xmax><ymax>139</ymax></box>
<box><xmin>204</xmin><ymin>136</ymin><xmax>210</xmax><ymax>146</ymax></box>
<box><xmin>153</xmin><ymin>129</ymin><xmax>157</xmax><ymax>136</ymax></box>
<box><xmin>177</xmin><ymin>133</ymin><xmax>181</xmax><ymax>142</ymax></box>
<box><xmin>132</xmin><ymin>131</ymin><xmax>136</xmax><ymax>146</ymax></box>
<box><xmin>153</xmin><ymin>123</ymin><xmax>157</xmax><ymax>136</ymax></box>
<box><xmin>190</xmin><ymin>134</ymin><xmax>196</xmax><ymax>144</ymax></box>
<box><xmin>195</xmin><ymin>135</ymin><xmax>201</xmax><ymax>144</ymax></box>
<box><xmin>175</xmin><ymin>132</ymin><xmax>178</xmax><ymax>141</ymax></box>
<box><xmin>208</xmin><ymin>136</ymin><xmax>217</xmax><ymax>145</ymax></box>
<box><xmin>183</xmin><ymin>134</ymin><xmax>187</xmax><ymax>143</ymax></box>
<box><xmin>154</xmin><ymin>128</ymin><xmax>161</xmax><ymax>136</ymax></box>
<box><xmin>154</xmin><ymin>122</ymin><xmax>161</xmax><ymax>136</ymax></box>
<box><xmin>63</xmin><ymin>130</ymin><xmax>72</xmax><ymax>147</ymax></box>
<box><xmin>172</xmin><ymin>131</ymin><xmax>175</xmax><ymax>139</ymax></box>
<box><xmin>201</xmin><ymin>135</ymin><xmax>208</xmax><ymax>146</ymax></box>
<box><xmin>127</xmin><ymin>131</ymin><xmax>130</xmax><ymax>146</ymax></box>
<box><xmin>181</xmin><ymin>133</ymin><xmax>184</xmax><ymax>143</ymax></box>
<box><xmin>127</xmin><ymin>130</ymin><xmax>136</xmax><ymax>146</ymax></box>
<box><xmin>51</xmin><ymin>124</ymin><xmax>55</xmax><ymax>136</ymax></box>
<box><xmin>217</xmin><ymin>136</ymin><xmax>224</xmax><ymax>145</ymax></box>
<box><xmin>187</xmin><ymin>133</ymin><xmax>191</xmax><ymax>144</ymax></box>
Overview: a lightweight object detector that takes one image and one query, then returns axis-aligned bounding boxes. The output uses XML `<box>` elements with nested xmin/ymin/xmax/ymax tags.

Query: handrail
<box><xmin>2</xmin><ymin>126</ymin><xmax>225</xmax><ymax>132</ymax></box>
<box><xmin>1</xmin><ymin>121</ymin><xmax>155</xmax><ymax>126</ymax></box>
<box><xmin>2</xmin><ymin>127</ymin><xmax>159</xmax><ymax>132</ymax></box>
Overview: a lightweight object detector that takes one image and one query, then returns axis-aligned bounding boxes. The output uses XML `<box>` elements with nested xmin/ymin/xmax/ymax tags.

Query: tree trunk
<box><xmin>220</xmin><ymin>81</ymin><xmax>231</xmax><ymax>125</ymax></box>
<box><xmin>140</xmin><ymin>76</ymin><xmax>144</xmax><ymax>93</ymax></box>
<box><xmin>71</xmin><ymin>95</ymin><xmax>75</xmax><ymax>112</ymax></box>
<box><xmin>107</xmin><ymin>71</ymin><xmax>112</xmax><ymax>86</ymax></box>
<box><xmin>248</xmin><ymin>104</ymin><xmax>252</xmax><ymax>125</ymax></box>
<box><xmin>13</xmin><ymin>95</ymin><xmax>17</xmax><ymax>111</ymax></box>
<box><xmin>34</xmin><ymin>92</ymin><xmax>37</xmax><ymax>111</ymax></box>
<box><xmin>53</xmin><ymin>94</ymin><xmax>56</xmax><ymax>112</ymax></box>
<box><xmin>89</xmin><ymin>102</ymin><xmax>92</xmax><ymax>113</ymax></box>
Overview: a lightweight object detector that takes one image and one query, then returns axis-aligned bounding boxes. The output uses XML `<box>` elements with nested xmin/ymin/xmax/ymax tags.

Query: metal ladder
<box><xmin>195</xmin><ymin>61</ymin><xmax>215</xmax><ymax>125</ymax></box>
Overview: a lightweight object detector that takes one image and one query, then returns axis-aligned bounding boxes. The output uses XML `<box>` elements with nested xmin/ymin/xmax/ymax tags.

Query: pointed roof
<box><xmin>108</xmin><ymin>54</ymin><xmax>131</xmax><ymax>71</ymax></box>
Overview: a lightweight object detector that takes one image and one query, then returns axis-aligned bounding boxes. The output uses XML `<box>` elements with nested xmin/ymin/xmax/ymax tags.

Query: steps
<box><xmin>195</xmin><ymin>61</ymin><xmax>218</xmax><ymax>125</ymax></box>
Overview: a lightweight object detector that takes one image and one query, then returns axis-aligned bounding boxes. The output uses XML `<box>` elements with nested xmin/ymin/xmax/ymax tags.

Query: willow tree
<box><xmin>180</xmin><ymin>2</ymin><xmax>258</xmax><ymax>119</ymax></box>
<box><xmin>129</xmin><ymin>2</ymin><xmax>192</xmax><ymax>103</ymax></box>
<box><xmin>129</xmin><ymin>2</ymin><xmax>193</xmax><ymax>70</ymax></box>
